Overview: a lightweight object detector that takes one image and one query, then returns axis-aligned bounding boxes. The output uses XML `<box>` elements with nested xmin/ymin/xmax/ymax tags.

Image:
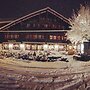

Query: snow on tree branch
<box><xmin>67</xmin><ymin>4</ymin><xmax>90</xmax><ymax>44</ymax></box>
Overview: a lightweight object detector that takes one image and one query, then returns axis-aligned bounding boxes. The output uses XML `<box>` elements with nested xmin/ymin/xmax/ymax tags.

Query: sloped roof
<box><xmin>0</xmin><ymin>20</ymin><xmax>12</xmax><ymax>28</ymax></box>
<box><xmin>0</xmin><ymin>7</ymin><xmax>70</xmax><ymax>31</ymax></box>
<box><xmin>0</xmin><ymin>20</ymin><xmax>12</xmax><ymax>24</ymax></box>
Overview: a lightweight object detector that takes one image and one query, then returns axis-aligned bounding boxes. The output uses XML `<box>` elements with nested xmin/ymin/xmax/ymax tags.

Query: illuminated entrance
<box><xmin>2</xmin><ymin>42</ymin><xmax>67</xmax><ymax>52</ymax></box>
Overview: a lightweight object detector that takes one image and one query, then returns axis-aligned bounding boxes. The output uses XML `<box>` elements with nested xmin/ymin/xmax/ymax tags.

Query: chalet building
<box><xmin>0</xmin><ymin>7</ymin><xmax>71</xmax><ymax>51</ymax></box>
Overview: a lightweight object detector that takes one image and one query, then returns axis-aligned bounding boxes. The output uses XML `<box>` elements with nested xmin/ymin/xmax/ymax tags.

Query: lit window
<box><xmin>61</xmin><ymin>36</ymin><xmax>64</xmax><ymax>40</ymax></box>
<box><xmin>13</xmin><ymin>44</ymin><xmax>20</xmax><ymax>50</ymax></box>
<box><xmin>54</xmin><ymin>36</ymin><xmax>56</xmax><ymax>40</ymax></box>
<box><xmin>32</xmin><ymin>45</ymin><xmax>37</xmax><ymax>50</ymax></box>
<box><xmin>32</xmin><ymin>35</ymin><xmax>38</xmax><ymax>39</ymax></box>
<box><xmin>6</xmin><ymin>34</ymin><xmax>9</xmax><ymax>39</ymax></box>
<box><xmin>15</xmin><ymin>34</ymin><xmax>19</xmax><ymax>39</ymax></box>
<box><xmin>41</xmin><ymin>35</ymin><xmax>44</xmax><ymax>39</ymax></box>
<box><xmin>26</xmin><ymin>34</ymin><xmax>29</xmax><ymax>39</ymax></box>
<box><xmin>25</xmin><ymin>44</ymin><xmax>31</xmax><ymax>50</ymax></box>
<box><xmin>50</xmin><ymin>35</ymin><xmax>53</xmax><ymax>40</ymax></box>
<box><xmin>57</xmin><ymin>36</ymin><xmax>60</xmax><ymax>40</ymax></box>
<box><xmin>29</xmin><ymin>35</ymin><xmax>32</xmax><ymax>39</ymax></box>
<box><xmin>5</xmin><ymin>35</ymin><xmax>7</xmax><ymax>39</ymax></box>
<box><xmin>43</xmin><ymin>44</ymin><xmax>48</xmax><ymax>51</ymax></box>
<box><xmin>10</xmin><ymin>35</ymin><xmax>13</xmax><ymax>38</ymax></box>
<box><xmin>38</xmin><ymin>45</ymin><xmax>43</xmax><ymax>50</ymax></box>
<box><xmin>38</xmin><ymin>35</ymin><xmax>42</xmax><ymax>39</ymax></box>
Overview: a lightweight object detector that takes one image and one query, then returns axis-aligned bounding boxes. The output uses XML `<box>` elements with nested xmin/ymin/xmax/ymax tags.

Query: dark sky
<box><xmin>0</xmin><ymin>0</ymin><xmax>90</xmax><ymax>20</ymax></box>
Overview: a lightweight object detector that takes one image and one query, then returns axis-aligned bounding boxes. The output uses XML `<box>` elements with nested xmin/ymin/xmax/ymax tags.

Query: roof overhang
<box><xmin>0</xmin><ymin>7</ymin><xmax>70</xmax><ymax>31</ymax></box>
<box><xmin>0</xmin><ymin>30</ymin><xmax>68</xmax><ymax>33</ymax></box>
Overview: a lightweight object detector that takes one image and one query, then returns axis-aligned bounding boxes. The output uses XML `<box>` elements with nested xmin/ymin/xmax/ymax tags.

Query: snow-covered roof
<box><xmin>0</xmin><ymin>7</ymin><xmax>70</xmax><ymax>31</ymax></box>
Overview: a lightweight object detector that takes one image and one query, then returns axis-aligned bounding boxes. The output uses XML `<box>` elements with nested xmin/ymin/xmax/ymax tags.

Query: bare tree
<box><xmin>67</xmin><ymin>4</ymin><xmax>90</xmax><ymax>44</ymax></box>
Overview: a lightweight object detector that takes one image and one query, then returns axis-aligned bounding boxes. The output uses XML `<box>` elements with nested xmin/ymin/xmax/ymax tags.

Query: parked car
<box><xmin>73</xmin><ymin>54</ymin><xmax>90</xmax><ymax>61</ymax></box>
<box><xmin>35</xmin><ymin>55</ymin><xmax>47</xmax><ymax>62</ymax></box>
<box><xmin>47</xmin><ymin>56</ymin><xmax>61</xmax><ymax>62</ymax></box>
<box><xmin>47</xmin><ymin>56</ymin><xmax>68</xmax><ymax>62</ymax></box>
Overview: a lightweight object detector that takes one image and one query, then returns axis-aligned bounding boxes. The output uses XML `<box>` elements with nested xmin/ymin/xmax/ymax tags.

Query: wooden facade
<box><xmin>0</xmin><ymin>7</ymin><xmax>71</xmax><ymax>51</ymax></box>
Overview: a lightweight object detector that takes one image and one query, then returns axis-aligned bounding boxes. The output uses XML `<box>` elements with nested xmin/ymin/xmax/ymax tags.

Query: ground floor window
<box><xmin>49</xmin><ymin>35</ymin><xmax>64</xmax><ymax>40</ymax></box>
<box><xmin>32</xmin><ymin>45</ymin><xmax>37</xmax><ymax>50</ymax></box>
<box><xmin>37</xmin><ymin>45</ymin><xmax>43</xmax><ymax>50</ymax></box>
<box><xmin>2</xmin><ymin>42</ymin><xmax>67</xmax><ymax>52</ymax></box>
<box><xmin>13</xmin><ymin>43</ymin><xmax>20</xmax><ymax>50</ymax></box>
<box><xmin>25</xmin><ymin>44</ymin><xmax>31</xmax><ymax>50</ymax></box>
<box><xmin>48</xmin><ymin>45</ymin><xmax>54</xmax><ymax>50</ymax></box>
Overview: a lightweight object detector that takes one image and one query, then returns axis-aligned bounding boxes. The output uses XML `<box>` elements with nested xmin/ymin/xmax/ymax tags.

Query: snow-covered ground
<box><xmin>0</xmin><ymin>55</ymin><xmax>90</xmax><ymax>90</ymax></box>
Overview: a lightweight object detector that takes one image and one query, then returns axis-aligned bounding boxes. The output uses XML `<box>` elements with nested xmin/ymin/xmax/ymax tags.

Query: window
<box><xmin>61</xmin><ymin>36</ymin><xmax>64</xmax><ymax>40</ymax></box>
<box><xmin>4</xmin><ymin>33</ymin><xmax>19</xmax><ymax>39</ymax></box>
<box><xmin>54</xmin><ymin>36</ymin><xmax>57</xmax><ymax>40</ymax></box>
<box><xmin>41</xmin><ymin>35</ymin><xmax>44</xmax><ymax>39</ymax></box>
<box><xmin>26</xmin><ymin>24</ymin><xmax>30</xmax><ymax>28</ymax></box>
<box><xmin>50</xmin><ymin>35</ymin><xmax>53</xmax><ymax>40</ymax></box>
<box><xmin>25</xmin><ymin>44</ymin><xmax>31</xmax><ymax>50</ymax></box>
<box><xmin>32</xmin><ymin>45</ymin><xmax>37</xmax><ymax>50</ymax></box>
<box><xmin>26</xmin><ymin>34</ymin><xmax>29</xmax><ymax>39</ymax></box>
<box><xmin>33</xmin><ymin>34</ymin><xmax>38</xmax><ymax>39</ymax></box>
<box><xmin>44</xmin><ymin>24</ymin><xmax>48</xmax><ymax>28</ymax></box>
<box><xmin>37</xmin><ymin>24</ymin><xmax>40</xmax><ymax>28</ymax></box>
<box><xmin>38</xmin><ymin>35</ymin><xmax>42</xmax><ymax>39</ymax></box>
<box><xmin>57</xmin><ymin>36</ymin><xmax>61</xmax><ymax>40</ymax></box>
<box><xmin>29</xmin><ymin>34</ymin><xmax>32</xmax><ymax>39</ymax></box>
<box><xmin>4</xmin><ymin>34</ymin><xmax>10</xmax><ymax>39</ymax></box>
<box><xmin>49</xmin><ymin>35</ymin><xmax>57</xmax><ymax>40</ymax></box>
<box><xmin>14</xmin><ymin>34</ymin><xmax>19</xmax><ymax>39</ymax></box>
<box><xmin>13</xmin><ymin>43</ymin><xmax>20</xmax><ymax>50</ymax></box>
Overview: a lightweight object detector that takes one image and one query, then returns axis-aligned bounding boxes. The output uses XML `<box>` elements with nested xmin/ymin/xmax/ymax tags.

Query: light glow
<box><xmin>20</xmin><ymin>44</ymin><xmax>25</xmax><ymax>50</ymax></box>
<box><xmin>73</xmin><ymin>45</ymin><xmax>77</xmax><ymax>49</ymax></box>
<box><xmin>59</xmin><ymin>45</ymin><xmax>64</xmax><ymax>49</ymax></box>
<box><xmin>49</xmin><ymin>45</ymin><xmax>54</xmax><ymax>50</ymax></box>
<box><xmin>9</xmin><ymin>43</ymin><xmax>13</xmax><ymax>50</ymax></box>
<box><xmin>43</xmin><ymin>44</ymin><xmax>48</xmax><ymax>51</ymax></box>
<box><xmin>69</xmin><ymin>46</ymin><xmax>72</xmax><ymax>49</ymax></box>
<box><xmin>55</xmin><ymin>44</ymin><xmax>59</xmax><ymax>50</ymax></box>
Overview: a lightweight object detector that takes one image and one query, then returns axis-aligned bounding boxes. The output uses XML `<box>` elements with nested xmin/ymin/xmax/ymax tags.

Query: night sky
<box><xmin>0</xmin><ymin>0</ymin><xmax>90</xmax><ymax>20</ymax></box>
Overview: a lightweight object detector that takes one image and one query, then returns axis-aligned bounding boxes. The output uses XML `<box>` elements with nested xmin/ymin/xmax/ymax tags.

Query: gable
<box><xmin>0</xmin><ymin>7</ymin><xmax>70</xmax><ymax>31</ymax></box>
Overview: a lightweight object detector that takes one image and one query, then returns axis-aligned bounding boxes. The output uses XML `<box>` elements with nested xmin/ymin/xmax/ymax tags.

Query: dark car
<box><xmin>47</xmin><ymin>56</ymin><xmax>61</xmax><ymax>62</ymax></box>
<box><xmin>73</xmin><ymin>54</ymin><xmax>90</xmax><ymax>61</ymax></box>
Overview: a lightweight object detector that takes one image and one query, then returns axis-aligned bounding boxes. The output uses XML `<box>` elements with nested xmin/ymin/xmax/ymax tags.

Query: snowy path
<box><xmin>0</xmin><ymin>57</ymin><xmax>90</xmax><ymax>90</ymax></box>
